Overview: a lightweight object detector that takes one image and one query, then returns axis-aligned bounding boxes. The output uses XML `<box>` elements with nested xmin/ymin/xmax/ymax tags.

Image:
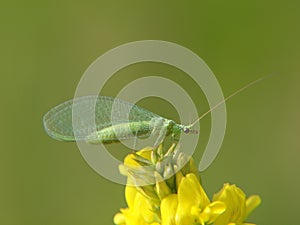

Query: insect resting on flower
<box><xmin>43</xmin><ymin>76</ymin><xmax>267</xmax><ymax>146</ymax></box>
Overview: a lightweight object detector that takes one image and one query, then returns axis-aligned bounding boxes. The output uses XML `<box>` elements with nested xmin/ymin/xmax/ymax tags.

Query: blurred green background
<box><xmin>1</xmin><ymin>1</ymin><xmax>299</xmax><ymax>224</ymax></box>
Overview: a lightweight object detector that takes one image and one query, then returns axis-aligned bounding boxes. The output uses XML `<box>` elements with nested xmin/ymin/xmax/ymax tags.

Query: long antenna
<box><xmin>190</xmin><ymin>74</ymin><xmax>273</xmax><ymax>127</ymax></box>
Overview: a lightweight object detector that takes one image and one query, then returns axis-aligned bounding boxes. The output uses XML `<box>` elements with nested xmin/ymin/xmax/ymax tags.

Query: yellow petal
<box><xmin>137</xmin><ymin>147</ymin><xmax>153</xmax><ymax>158</ymax></box>
<box><xmin>125</xmin><ymin>185</ymin><xmax>138</xmax><ymax>208</ymax></box>
<box><xmin>213</xmin><ymin>184</ymin><xmax>247</xmax><ymax>225</ymax></box>
<box><xmin>161</xmin><ymin>194</ymin><xmax>178</xmax><ymax>225</ymax></box>
<box><xmin>176</xmin><ymin>173</ymin><xmax>210</xmax><ymax>225</ymax></box>
<box><xmin>245</xmin><ymin>195</ymin><xmax>261</xmax><ymax>218</ymax></box>
<box><xmin>135</xmin><ymin>192</ymin><xmax>158</xmax><ymax>223</ymax></box>
<box><xmin>201</xmin><ymin>201</ymin><xmax>226</xmax><ymax>223</ymax></box>
<box><xmin>155</xmin><ymin>172</ymin><xmax>172</xmax><ymax>200</ymax></box>
<box><xmin>113</xmin><ymin>212</ymin><xmax>126</xmax><ymax>225</ymax></box>
<box><xmin>175</xmin><ymin>170</ymin><xmax>184</xmax><ymax>191</ymax></box>
<box><xmin>178</xmin><ymin>173</ymin><xmax>210</xmax><ymax>209</ymax></box>
<box><xmin>119</xmin><ymin>187</ymin><xmax>159</xmax><ymax>225</ymax></box>
<box><xmin>188</xmin><ymin>157</ymin><xmax>200</xmax><ymax>178</ymax></box>
<box><xmin>132</xmin><ymin>192</ymin><xmax>155</xmax><ymax>225</ymax></box>
<box><xmin>124</xmin><ymin>148</ymin><xmax>153</xmax><ymax>166</ymax></box>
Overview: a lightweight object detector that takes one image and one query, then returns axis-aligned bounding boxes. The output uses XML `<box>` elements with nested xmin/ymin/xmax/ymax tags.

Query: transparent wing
<box><xmin>43</xmin><ymin>96</ymin><xmax>162</xmax><ymax>141</ymax></box>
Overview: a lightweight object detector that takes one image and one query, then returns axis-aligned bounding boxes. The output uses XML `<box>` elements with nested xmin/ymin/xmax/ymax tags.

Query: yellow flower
<box><xmin>160</xmin><ymin>194</ymin><xmax>178</xmax><ymax>225</ymax></box>
<box><xmin>160</xmin><ymin>173</ymin><xmax>226</xmax><ymax>225</ymax></box>
<box><xmin>124</xmin><ymin>147</ymin><xmax>153</xmax><ymax>166</ymax></box>
<box><xmin>114</xmin><ymin>148</ymin><xmax>161</xmax><ymax>225</ymax></box>
<box><xmin>212</xmin><ymin>183</ymin><xmax>261</xmax><ymax>225</ymax></box>
<box><xmin>114</xmin><ymin>146</ymin><xmax>261</xmax><ymax>225</ymax></box>
<box><xmin>175</xmin><ymin>173</ymin><xmax>226</xmax><ymax>225</ymax></box>
<box><xmin>113</xmin><ymin>185</ymin><xmax>160</xmax><ymax>225</ymax></box>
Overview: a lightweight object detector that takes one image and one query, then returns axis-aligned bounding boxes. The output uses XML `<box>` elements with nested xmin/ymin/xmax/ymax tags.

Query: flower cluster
<box><xmin>114</xmin><ymin>145</ymin><xmax>261</xmax><ymax>225</ymax></box>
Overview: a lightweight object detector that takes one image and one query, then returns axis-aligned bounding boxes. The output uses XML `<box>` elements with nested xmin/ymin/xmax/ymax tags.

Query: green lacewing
<box><xmin>43</xmin><ymin>95</ymin><xmax>192</xmax><ymax>145</ymax></box>
<box><xmin>43</xmin><ymin>77</ymin><xmax>265</xmax><ymax>145</ymax></box>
